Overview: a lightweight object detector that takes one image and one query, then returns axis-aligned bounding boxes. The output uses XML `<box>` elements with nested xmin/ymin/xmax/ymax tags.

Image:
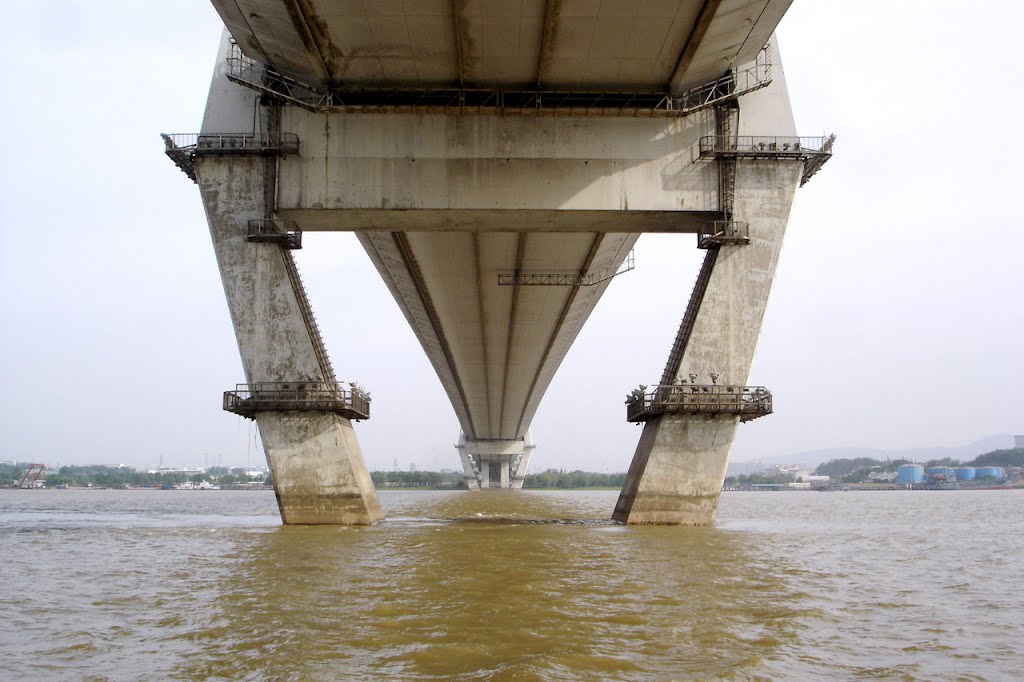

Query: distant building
<box><xmin>1015</xmin><ymin>435</ymin><xmax>1024</xmax><ymax>449</ymax></box>
<box><xmin>867</xmin><ymin>470</ymin><xmax>898</xmax><ymax>482</ymax></box>
<box><xmin>772</xmin><ymin>465</ymin><xmax>813</xmax><ymax>480</ymax></box>
<box><xmin>147</xmin><ymin>467</ymin><xmax>206</xmax><ymax>475</ymax></box>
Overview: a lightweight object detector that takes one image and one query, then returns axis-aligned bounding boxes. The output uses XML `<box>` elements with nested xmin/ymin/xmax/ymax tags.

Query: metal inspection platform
<box><xmin>160</xmin><ymin>133</ymin><xmax>301</xmax><ymax>182</ymax></box>
<box><xmin>498</xmin><ymin>249</ymin><xmax>635</xmax><ymax>286</ymax></box>
<box><xmin>223</xmin><ymin>382</ymin><xmax>371</xmax><ymax>420</ymax></box>
<box><xmin>697</xmin><ymin>135</ymin><xmax>836</xmax><ymax>187</ymax></box>
<box><xmin>626</xmin><ymin>383</ymin><xmax>772</xmax><ymax>423</ymax></box>
<box><xmin>698</xmin><ymin>221</ymin><xmax>750</xmax><ymax>248</ymax></box>
<box><xmin>224</xmin><ymin>41</ymin><xmax>769</xmax><ymax>117</ymax></box>
<box><xmin>247</xmin><ymin>219</ymin><xmax>302</xmax><ymax>249</ymax></box>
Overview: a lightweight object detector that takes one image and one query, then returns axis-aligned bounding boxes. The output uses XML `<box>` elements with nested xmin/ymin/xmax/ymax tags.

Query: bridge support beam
<box><xmin>195</xmin><ymin>47</ymin><xmax>382</xmax><ymax>524</ymax></box>
<box><xmin>614</xmin><ymin>157</ymin><xmax>801</xmax><ymax>525</ymax></box>
<box><xmin>457</xmin><ymin>432</ymin><xmax>534</xmax><ymax>490</ymax></box>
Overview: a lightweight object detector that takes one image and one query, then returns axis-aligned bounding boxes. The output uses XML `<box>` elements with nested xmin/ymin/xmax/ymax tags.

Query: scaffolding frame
<box><xmin>224</xmin><ymin>42</ymin><xmax>770</xmax><ymax>118</ymax></box>
<box><xmin>223</xmin><ymin>382</ymin><xmax>371</xmax><ymax>420</ymax></box>
<box><xmin>247</xmin><ymin>219</ymin><xmax>302</xmax><ymax>249</ymax></box>
<box><xmin>497</xmin><ymin>249</ymin><xmax>635</xmax><ymax>287</ymax></box>
<box><xmin>697</xmin><ymin>221</ymin><xmax>750</xmax><ymax>249</ymax></box>
<box><xmin>626</xmin><ymin>383</ymin><xmax>772</xmax><ymax>423</ymax></box>
<box><xmin>160</xmin><ymin>133</ymin><xmax>301</xmax><ymax>183</ymax></box>
<box><xmin>698</xmin><ymin>134</ymin><xmax>837</xmax><ymax>186</ymax></box>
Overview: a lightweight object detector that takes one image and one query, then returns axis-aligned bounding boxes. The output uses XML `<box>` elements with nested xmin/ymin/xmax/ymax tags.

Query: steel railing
<box><xmin>671</xmin><ymin>45</ymin><xmax>772</xmax><ymax>114</ymax></box>
<box><xmin>626</xmin><ymin>384</ymin><xmax>772</xmax><ymax>423</ymax></box>
<box><xmin>498</xmin><ymin>248</ymin><xmax>635</xmax><ymax>287</ymax></box>
<box><xmin>247</xmin><ymin>219</ymin><xmax>302</xmax><ymax>249</ymax></box>
<box><xmin>223</xmin><ymin>382</ymin><xmax>370</xmax><ymax>420</ymax></box>
<box><xmin>697</xmin><ymin>221</ymin><xmax>750</xmax><ymax>249</ymax></box>
<box><xmin>224</xmin><ymin>40</ymin><xmax>770</xmax><ymax>118</ymax></box>
<box><xmin>162</xmin><ymin>132</ymin><xmax>299</xmax><ymax>154</ymax></box>
<box><xmin>699</xmin><ymin>135</ymin><xmax>833</xmax><ymax>157</ymax></box>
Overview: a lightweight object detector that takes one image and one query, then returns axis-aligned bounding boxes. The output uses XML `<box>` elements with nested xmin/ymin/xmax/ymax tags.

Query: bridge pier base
<box><xmin>258</xmin><ymin>413</ymin><xmax>382</xmax><ymax>525</ymax></box>
<box><xmin>613</xmin><ymin>416</ymin><xmax>738</xmax><ymax>525</ymax></box>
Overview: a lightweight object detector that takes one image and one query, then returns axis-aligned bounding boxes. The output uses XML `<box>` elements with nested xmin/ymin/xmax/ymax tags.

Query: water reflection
<box><xmin>176</xmin><ymin>491</ymin><xmax>805</xmax><ymax>680</ymax></box>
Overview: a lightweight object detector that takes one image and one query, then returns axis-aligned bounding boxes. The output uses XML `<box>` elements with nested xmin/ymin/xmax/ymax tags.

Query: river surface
<box><xmin>1</xmin><ymin>489</ymin><xmax>1020</xmax><ymax>681</ymax></box>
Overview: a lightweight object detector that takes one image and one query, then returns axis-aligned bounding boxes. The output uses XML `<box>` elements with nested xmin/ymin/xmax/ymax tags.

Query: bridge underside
<box><xmin>211</xmin><ymin>0</ymin><xmax>792</xmax><ymax>95</ymax></box>
<box><xmin>178</xmin><ymin>0</ymin><xmax>820</xmax><ymax>522</ymax></box>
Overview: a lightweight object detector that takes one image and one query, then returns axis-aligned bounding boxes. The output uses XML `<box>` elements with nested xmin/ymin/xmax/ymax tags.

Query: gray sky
<box><xmin>1</xmin><ymin>1</ymin><xmax>1021</xmax><ymax>473</ymax></box>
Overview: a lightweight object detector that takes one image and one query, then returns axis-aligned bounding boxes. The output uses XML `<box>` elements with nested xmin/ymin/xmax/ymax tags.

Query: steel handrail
<box><xmin>699</xmin><ymin>135</ymin><xmax>833</xmax><ymax>155</ymax></box>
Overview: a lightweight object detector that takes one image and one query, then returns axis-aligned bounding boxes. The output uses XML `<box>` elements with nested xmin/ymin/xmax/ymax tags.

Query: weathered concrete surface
<box><xmin>196</xmin><ymin>46</ymin><xmax>382</xmax><ymax>524</ymax></box>
<box><xmin>614</xmin><ymin>415</ymin><xmax>738</xmax><ymax>524</ymax></box>
<box><xmin>271</xmin><ymin>103</ymin><xmax>716</xmax><ymax>453</ymax></box>
<box><xmin>615</xmin><ymin>43</ymin><xmax>801</xmax><ymax>525</ymax></box>
<box><xmin>259</xmin><ymin>413</ymin><xmax>382</xmax><ymax>525</ymax></box>
<box><xmin>208</xmin><ymin>0</ymin><xmax>790</xmax><ymax>94</ymax></box>
<box><xmin>457</xmin><ymin>433</ymin><xmax>533</xmax><ymax>490</ymax></box>
<box><xmin>276</xmin><ymin>112</ymin><xmax>718</xmax><ymax>217</ymax></box>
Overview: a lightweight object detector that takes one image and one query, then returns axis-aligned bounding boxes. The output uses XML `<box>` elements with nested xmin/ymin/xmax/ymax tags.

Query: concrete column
<box><xmin>196</xmin><ymin>34</ymin><xmax>382</xmax><ymax>525</ymax></box>
<box><xmin>614</xmin><ymin>44</ymin><xmax>801</xmax><ymax>525</ymax></box>
<box><xmin>510</xmin><ymin>431</ymin><xmax>535</xmax><ymax>489</ymax></box>
<box><xmin>456</xmin><ymin>432</ymin><xmax>481</xmax><ymax>490</ymax></box>
<box><xmin>499</xmin><ymin>458</ymin><xmax>510</xmax><ymax>488</ymax></box>
<box><xmin>614</xmin><ymin>160</ymin><xmax>801</xmax><ymax>524</ymax></box>
<box><xmin>460</xmin><ymin>438</ymin><xmax>526</xmax><ymax>490</ymax></box>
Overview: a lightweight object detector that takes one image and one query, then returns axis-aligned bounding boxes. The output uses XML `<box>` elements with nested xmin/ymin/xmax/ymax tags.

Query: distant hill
<box><xmin>727</xmin><ymin>434</ymin><xmax>1013</xmax><ymax>476</ymax></box>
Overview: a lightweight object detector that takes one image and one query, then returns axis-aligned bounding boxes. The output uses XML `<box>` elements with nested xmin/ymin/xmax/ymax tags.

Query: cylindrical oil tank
<box><xmin>928</xmin><ymin>466</ymin><xmax>956</xmax><ymax>481</ymax></box>
<box><xmin>976</xmin><ymin>466</ymin><xmax>1003</xmax><ymax>479</ymax></box>
<box><xmin>955</xmin><ymin>467</ymin><xmax>976</xmax><ymax>481</ymax></box>
<box><xmin>897</xmin><ymin>464</ymin><xmax>925</xmax><ymax>484</ymax></box>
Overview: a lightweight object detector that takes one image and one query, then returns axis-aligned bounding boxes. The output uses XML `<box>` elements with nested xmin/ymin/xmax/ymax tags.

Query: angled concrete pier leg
<box><xmin>457</xmin><ymin>432</ymin><xmax>481</xmax><ymax>490</ymax></box>
<box><xmin>510</xmin><ymin>432</ymin><xmax>535</xmax><ymax>490</ymax></box>
<box><xmin>195</xmin><ymin>42</ymin><xmax>382</xmax><ymax>524</ymax></box>
<box><xmin>615</xmin><ymin>416</ymin><xmax>738</xmax><ymax>524</ymax></box>
<box><xmin>615</xmin><ymin>149</ymin><xmax>801</xmax><ymax>524</ymax></box>
<box><xmin>259</xmin><ymin>413</ymin><xmax>381</xmax><ymax>525</ymax></box>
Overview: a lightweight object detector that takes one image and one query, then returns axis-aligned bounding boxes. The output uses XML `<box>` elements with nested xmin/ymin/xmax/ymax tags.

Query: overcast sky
<box><xmin>1</xmin><ymin>1</ymin><xmax>1021</xmax><ymax>473</ymax></box>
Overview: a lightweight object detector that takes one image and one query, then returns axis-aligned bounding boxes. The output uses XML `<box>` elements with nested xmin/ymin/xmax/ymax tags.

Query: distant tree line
<box><xmin>522</xmin><ymin>469</ymin><xmax>625</xmax><ymax>488</ymax></box>
<box><xmin>368</xmin><ymin>469</ymin><xmax>628</xmax><ymax>489</ymax></box>
<box><xmin>370</xmin><ymin>470</ymin><xmax>466</xmax><ymax>488</ymax></box>
<box><xmin>723</xmin><ymin>473</ymin><xmax>794</xmax><ymax>487</ymax></box>
<box><xmin>1</xmin><ymin>464</ymin><xmax>270</xmax><ymax>488</ymax></box>
<box><xmin>3</xmin><ymin>462</ymin><xmax>630</xmax><ymax>490</ymax></box>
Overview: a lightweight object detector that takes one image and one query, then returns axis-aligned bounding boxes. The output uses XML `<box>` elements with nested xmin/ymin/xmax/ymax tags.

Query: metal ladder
<box><xmin>281</xmin><ymin>249</ymin><xmax>337</xmax><ymax>384</ymax></box>
<box><xmin>659</xmin><ymin>103</ymin><xmax>737</xmax><ymax>384</ymax></box>
<box><xmin>660</xmin><ymin>248</ymin><xmax>719</xmax><ymax>384</ymax></box>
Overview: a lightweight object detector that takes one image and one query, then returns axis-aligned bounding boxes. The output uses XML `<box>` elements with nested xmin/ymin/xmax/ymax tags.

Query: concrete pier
<box><xmin>614</xmin><ymin>63</ymin><xmax>802</xmax><ymax>525</ymax></box>
<box><xmin>194</xmin><ymin>41</ymin><xmax>382</xmax><ymax>525</ymax></box>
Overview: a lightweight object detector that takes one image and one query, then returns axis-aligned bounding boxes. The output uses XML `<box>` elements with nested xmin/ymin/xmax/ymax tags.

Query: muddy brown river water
<box><xmin>1</xmin><ymin>488</ymin><xmax>1020</xmax><ymax>680</ymax></box>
